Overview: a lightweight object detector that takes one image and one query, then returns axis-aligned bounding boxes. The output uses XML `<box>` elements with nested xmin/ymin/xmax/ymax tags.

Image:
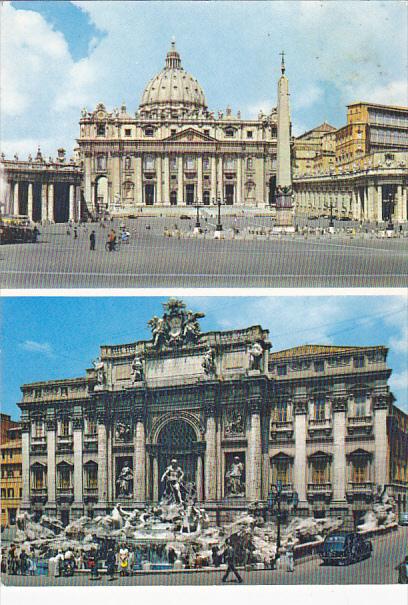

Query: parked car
<box><xmin>398</xmin><ymin>512</ymin><xmax>408</xmax><ymax>526</ymax></box>
<box><xmin>320</xmin><ymin>531</ymin><xmax>372</xmax><ymax>565</ymax></box>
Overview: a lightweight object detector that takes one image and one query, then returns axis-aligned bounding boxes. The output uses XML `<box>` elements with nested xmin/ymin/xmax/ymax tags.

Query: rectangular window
<box><xmin>7</xmin><ymin>488</ymin><xmax>14</xmax><ymax>498</ymax></box>
<box><xmin>34</xmin><ymin>422</ymin><xmax>44</xmax><ymax>438</ymax></box>
<box><xmin>33</xmin><ymin>468</ymin><xmax>45</xmax><ymax>489</ymax></box>
<box><xmin>277</xmin><ymin>364</ymin><xmax>287</xmax><ymax>376</ymax></box>
<box><xmin>247</xmin><ymin>131</ymin><xmax>253</xmax><ymax>139</ymax></box>
<box><xmin>311</xmin><ymin>460</ymin><xmax>329</xmax><ymax>484</ymax></box>
<box><xmin>314</xmin><ymin>360</ymin><xmax>324</xmax><ymax>372</ymax></box>
<box><xmin>170</xmin><ymin>157</ymin><xmax>177</xmax><ymax>170</ymax></box>
<box><xmin>86</xmin><ymin>466</ymin><xmax>98</xmax><ymax>489</ymax></box>
<box><xmin>171</xmin><ymin>129</ymin><xmax>177</xmax><ymax>136</ymax></box>
<box><xmin>60</xmin><ymin>420</ymin><xmax>70</xmax><ymax>437</ymax></box>
<box><xmin>354</xmin><ymin>356</ymin><xmax>364</xmax><ymax>368</ymax></box>
<box><xmin>314</xmin><ymin>397</ymin><xmax>326</xmax><ymax>421</ymax></box>
<box><xmin>86</xmin><ymin>419</ymin><xmax>97</xmax><ymax>435</ymax></box>
<box><xmin>185</xmin><ymin>157</ymin><xmax>195</xmax><ymax>170</ymax></box>
<box><xmin>143</xmin><ymin>156</ymin><xmax>155</xmax><ymax>170</ymax></box>
<box><xmin>352</xmin><ymin>458</ymin><xmax>368</xmax><ymax>483</ymax></box>
<box><xmin>276</xmin><ymin>401</ymin><xmax>287</xmax><ymax>422</ymax></box>
<box><xmin>204</xmin><ymin>129</ymin><xmax>210</xmax><ymax>137</ymax></box>
<box><xmin>273</xmin><ymin>460</ymin><xmax>291</xmax><ymax>484</ymax></box>
<box><xmin>96</xmin><ymin>124</ymin><xmax>106</xmax><ymax>136</ymax></box>
<box><xmin>354</xmin><ymin>395</ymin><xmax>366</xmax><ymax>417</ymax></box>
<box><xmin>125</xmin><ymin>128</ymin><xmax>131</xmax><ymax>136</ymax></box>
<box><xmin>203</xmin><ymin>157</ymin><xmax>210</xmax><ymax>170</ymax></box>
<box><xmin>58</xmin><ymin>468</ymin><xmax>71</xmax><ymax>489</ymax></box>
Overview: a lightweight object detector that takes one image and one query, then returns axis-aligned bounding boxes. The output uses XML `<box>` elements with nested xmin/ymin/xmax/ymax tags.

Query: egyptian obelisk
<box><xmin>275</xmin><ymin>52</ymin><xmax>295</xmax><ymax>231</ymax></box>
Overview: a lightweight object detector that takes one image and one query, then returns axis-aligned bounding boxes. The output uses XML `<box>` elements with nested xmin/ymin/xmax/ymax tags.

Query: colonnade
<box><xmin>8</xmin><ymin>181</ymin><xmax>81</xmax><ymax>222</ymax></box>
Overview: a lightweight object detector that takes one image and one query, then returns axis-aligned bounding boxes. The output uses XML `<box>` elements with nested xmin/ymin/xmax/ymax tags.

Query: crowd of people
<box><xmin>1</xmin><ymin>544</ymin><xmax>37</xmax><ymax>576</ymax></box>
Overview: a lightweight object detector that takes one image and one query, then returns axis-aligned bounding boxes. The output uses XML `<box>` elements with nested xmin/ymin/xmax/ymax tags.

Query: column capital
<box><xmin>294</xmin><ymin>400</ymin><xmax>308</xmax><ymax>415</ymax></box>
<box><xmin>46</xmin><ymin>419</ymin><xmax>56</xmax><ymax>431</ymax></box>
<box><xmin>373</xmin><ymin>393</ymin><xmax>389</xmax><ymax>410</ymax></box>
<box><xmin>21</xmin><ymin>420</ymin><xmax>31</xmax><ymax>433</ymax></box>
<box><xmin>204</xmin><ymin>401</ymin><xmax>217</xmax><ymax>417</ymax></box>
<box><xmin>72</xmin><ymin>418</ymin><xmax>84</xmax><ymax>431</ymax></box>
<box><xmin>331</xmin><ymin>397</ymin><xmax>347</xmax><ymax>412</ymax></box>
<box><xmin>133</xmin><ymin>407</ymin><xmax>145</xmax><ymax>424</ymax></box>
<box><xmin>249</xmin><ymin>397</ymin><xmax>262</xmax><ymax>414</ymax></box>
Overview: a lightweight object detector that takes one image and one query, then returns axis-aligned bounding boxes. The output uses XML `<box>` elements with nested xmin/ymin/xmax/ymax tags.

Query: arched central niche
<box><xmin>157</xmin><ymin>419</ymin><xmax>197</xmax><ymax>499</ymax></box>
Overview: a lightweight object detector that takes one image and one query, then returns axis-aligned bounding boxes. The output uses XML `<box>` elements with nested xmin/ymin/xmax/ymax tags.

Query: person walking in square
<box><xmin>90</xmin><ymin>230</ymin><xmax>96</xmax><ymax>250</ymax></box>
<box><xmin>221</xmin><ymin>539</ymin><xmax>243</xmax><ymax>584</ymax></box>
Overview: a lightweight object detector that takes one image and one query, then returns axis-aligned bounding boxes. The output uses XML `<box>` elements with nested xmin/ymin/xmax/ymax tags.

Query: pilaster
<box><xmin>27</xmin><ymin>183</ymin><xmax>33</xmax><ymax>221</ymax></box>
<box><xmin>293</xmin><ymin>399</ymin><xmax>307</xmax><ymax>504</ymax></box>
<box><xmin>133</xmin><ymin>408</ymin><xmax>146</xmax><ymax>502</ymax></box>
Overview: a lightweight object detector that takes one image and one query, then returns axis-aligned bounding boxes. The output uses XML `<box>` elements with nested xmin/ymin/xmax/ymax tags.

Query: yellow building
<box><xmin>294</xmin><ymin>122</ymin><xmax>337</xmax><ymax>176</ymax></box>
<box><xmin>1</xmin><ymin>414</ymin><xmax>22</xmax><ymax>528</ymax></box>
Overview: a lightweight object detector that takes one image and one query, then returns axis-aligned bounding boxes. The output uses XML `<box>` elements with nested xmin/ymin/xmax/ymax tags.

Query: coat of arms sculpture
<box><xmin>148</xmin><ymin>299</ymin><xmax>205</xmax><ymax>348</ymax></box>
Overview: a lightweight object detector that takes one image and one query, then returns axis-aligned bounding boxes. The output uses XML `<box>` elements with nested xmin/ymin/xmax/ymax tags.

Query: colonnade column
<box><xmin>210</xmin><ymin>156</ymin><xmax>217</xmax><ymax>201</ymax></box>
<box><xmin>97</xmin><ymin>420</ymin><xmax>108</xmax><ymax>508</ymax></box>
<box><xmin>247</xmin><ymin>398</ymin><xmax>262</xmax><ymax>501</ymax></box>
<box><xmin>373</xmin><ymin>395</ymin><xmax>389</xmax><ymax>488</ymax></box>
<box><xmin>21</xmin><ymin>422</ymin><xmax>30</xmax><ymax>509</ymax></box>
<box><xmin>47</xmin><ymin>183</ymin><xmax>54</xmax><ymax>223</ymax></box>
<box><xmin>136</xmin><ymin>156</ymin><xmax>143</xmax><ymax>205</ymax></box>
<box><xmin>156</xmin><ymin>155</ymin><xmax>162</xmax><ymax>204</ymax></box>
<box><xmin>133</xmin><ymin>411</ymin><xmax>146</xmax><ymax>502</ymax></box>
<box><xmin>402</xmin><ymin>187</ymin><xmax>408</xmax><ymax>223</ymax></box>
<box><xmin>177</xmin><ymin>156</ymin><xmax>184</xmax><ymax>205</ymax></box>
<box><xmin>217</xmin><ymin>156</ymin><xmax>223</xmax><ymax>198</ymax></box>
<box><xmin>163</xmin><ymin>157</ymin><xmax>170</xmax><ymax>205</ymax></box>
<box><xmin>367</xmin><ymin>185</ymin><xmax>375</xmax><ymax>221</ymax></box>
<box><xmin>197</xmin><ymin>156</ymin><xmax>203</xmax><ymax>203</ymax></box>
<box><xmin>204</xmin><ymin>403</ymin><xmax>217</xmax><ymax>501</ymax></box>
<box><xmin>13</xmin><ymin>182</ymin><xmax>19</xmax><ymax>215</ymax></box>
<box><xmin>27</xmin><ymin>183</ymin><xmax>33</xmax><ymax>221</ymax></box>
<box><xmin>236</xmin><ymin>156</ymin><xmax>242</xmax><ymax>205</ymax></box>
<box><xmin>69</xmin><ymin>184</ymin><xmax>75</xmax><ymax>222</ymax></box>
<box><xmin>46</xmin><ymin>419</ymin><xmax>56</xmax><ymax>512</ymax></box>
<box><xmin>332</xmin><ymin>397</ymin><xmax>347</xmax><ymax>504</ymax></box>
<box><xmin>377</xmin><ymin>185</ymin><xmax>383</xmax><ymax>221</ymax></box>
<box><xmin>41</xmin><ymin>183</ymin><xmax>48</xmax><ymax>222</ymax></box>
<box><xmin>73</xmin><ymin>418</ymin><xmax>83</xmax><ymax>511</ymax></box>
<box><xmin>293</xmin><ymin>399</ymin><xmax>307</xmax><ymax>505</ymax></box>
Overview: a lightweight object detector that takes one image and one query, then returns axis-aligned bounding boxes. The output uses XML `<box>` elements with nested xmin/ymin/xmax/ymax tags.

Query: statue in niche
<box><xmin>224</xmin><ymin>408</ymin><xmax>244</xmax><ymax>436</ymax></box>
<box><xmin>225</xmin><ymin>456</ymin><xmax>245</xmax><ymax>497</ymax></box>
<box><xmin>130</xmin><ymin>355</ymin><xmax>143</xmax><ymax>383</ymax></box>
<box><xmin>161</xmin><ymin>458</ymin><xmax>185</xmax><ymax>505</ymax></box>
<box><xmin>92</xmin><ymin>356</ymin><xmax>105</xmax><ymax>386</ymax></box>
<box><xmin>202</xmin><ymin>347</ymin><xmax>216</xmax><ymax>375</ymax></box>
<box><xmin>248</xmin><ymin>342</ymin><xmax>263</xmax><ymax>371</ymax></box>
<box><xmin>116</xmin><ymin>460</ymin><xmax>133</xmax><ymax>497</ymax></box>
<box><xmin>115</xmin><ymin>422</ymin><xmax>132</xmax><ymax>442</ymax></box>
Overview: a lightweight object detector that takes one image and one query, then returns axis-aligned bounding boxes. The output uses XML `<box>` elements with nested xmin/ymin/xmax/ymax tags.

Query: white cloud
<box><xmin>246</xmin><ymin>100</ymin><xmax>275</xmax><ymax>118</ymax></box>
<box><xmin>20</xmin><ymin>340</ymin><xmax>54</xmax><ymax>356</ymax></box>
<box><xmin>294</xmin><ymin>84</ymin><xmax>323</xmax><ymax>110</ymax></box>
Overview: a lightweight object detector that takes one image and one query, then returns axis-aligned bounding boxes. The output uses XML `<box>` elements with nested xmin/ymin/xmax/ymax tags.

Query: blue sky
<box><xmin>1</xmin><ymin>295</ymin><xmax>407</xmax><ymax>420</ymax></box>
<box><xmin>2</xmin><ymin>1</ymin><xmax>407</xmax><ymax>157</ymax></box>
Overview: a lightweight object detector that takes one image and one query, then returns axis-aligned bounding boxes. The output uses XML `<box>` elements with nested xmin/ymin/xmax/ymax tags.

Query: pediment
<box><xmin>163</xmin><ymin>128</ymin><xmax>217</xmax><ymax>143</ymax></box>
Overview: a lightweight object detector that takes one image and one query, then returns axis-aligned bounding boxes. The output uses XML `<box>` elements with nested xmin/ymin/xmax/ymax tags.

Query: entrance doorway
<box><xmin>203</xmin><ymin>191</ymin><xmax>210</xmax><ymax>205</ymax></box>
<box><xmin>60</xmin><ymin>510</ymin><xmax>70</xmax><ymax>527</ymax></box>
<box><xmin>157</xmin><ymin>420</ymin><xmax>197</xmax><ymax>500</ymax></box>
<box><xmin>95</xmin><ymin>176</ymin><xmax>109</xmax><ymax>215</ymax></box>
<box><xmin>145</xmin><ymin>184</ymin><xmax>155</xmax><ymax>205</ymax></box>
<box><xmin>170</xmin><ymin>191</ymin><xmax>177</xmax><ymax>206</ymax></box>
<box><xmin>225</xmin><ymin>184</ymin><xmax>234</xmax><ymax>205</ymax></box>
<box><xmin>186</xmin><ymin>184</ymin><xmax>195</xmax><ymax>206</ymax></box>
<box><xmin>8</xmin><ymin>508</ymin><xmax>16</xmax><ymax>525</ymax></box>
<box><xmin>54</xmin><ymin>183</ymin><xmax>70</xmax><ymax>223</ymax></box>
<box><xmin>268</xmin><ymin>176</ymin><xmax>276</xmax><ymax>206</ymax></box>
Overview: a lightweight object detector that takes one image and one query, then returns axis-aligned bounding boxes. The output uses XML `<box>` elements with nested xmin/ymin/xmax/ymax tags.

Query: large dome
<box><xmin>140</xmin><ymin>41</ymin><xmax>207</xmax><ymax>112</ymax></box>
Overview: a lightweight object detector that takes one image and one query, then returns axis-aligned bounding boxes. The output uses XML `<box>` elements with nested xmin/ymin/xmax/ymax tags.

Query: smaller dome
<box><xmin>140</xmin><ymin>41</ymin><xmax>207</xmax><ymax>113</ymax></box>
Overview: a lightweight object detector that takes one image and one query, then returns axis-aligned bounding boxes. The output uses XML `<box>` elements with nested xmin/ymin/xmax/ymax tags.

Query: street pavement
<box><xmin>1</xmin><ymin>218</ymin><xmax>407</xmax><ymax>288</ymax></box>
<box><xmin>2</xmin><ymin>527</ymin><xmax>407</xmax><ymax>586</ymax></box>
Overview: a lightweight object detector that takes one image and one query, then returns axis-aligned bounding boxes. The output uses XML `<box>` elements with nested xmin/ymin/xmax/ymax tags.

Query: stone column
<box><xmin>41</xmin><ymin>183</ymin><xmax>48</xmax><ymax>222</ymax></box>
<box><xmin>177</xmin><ymin>156</ymin><xmax>184</xmax><ymax>205</ymax></box>
<box><xmin>133</xmin><ymin>412</ymin><xmax>146</xmax><ymax>502</ymax></box>
<box><xmin>73</xmin><ymin>418</ymin><xmax>83</xmax><ymax>506</ymax></box>
<box><xmin>332</xmin><ymin>398</ymin><xmax>347</xmax><ymax>503</ymax></box>
<box><xmin>46</xmin><ymin>419</ymin><xmax>56</xmax><ymax>509</ymax></box>
<box><xmin>97</xmin><ymin>421</ymin><xmax>108</xmax><ymax>506</ymax></box>
<box><xmin>204</xmin><ymin>404</ymin><xmax>217</xmax><ymax>501</ymax></box>
<box><xmin>27</xmin><ymin>183</ymin><xmax>33</xmax><ymax>221</ymax></box>
<box><xmin>153</xmin><ymin>456</ymin><xmax>159</xmax><ymax>502</ymax></box>
<box><xmin>247</xmin><ymin>399</ymin><xmax>262</xmax><ymax>501</ymax></box>
<box><xmin>236</xmin><ymin>156</ymin><xmax>242</xmax><ymax>205</ymax></box>
<box><xmin>197</xmin><ymin>156</ymin><xmax>203</xmax><ymax>203</ymax></box>
<box><xmin>367</xmin><ymin>185</ymin><xmax>375</xmax><ymax>221</ymax></box>
<box><xmin>156</xmin><ymin>155</ymin><xmax>162</xmax><ymax>204</ymax></box>
<box><xmin>217</xmin><ymin>156</ymin><xmax>223</xmax><ymax>198</ymax></box>
<box><xmin>196</xmin><ymin>455</ymin><xmax>204</xmax><ymax>502</ymax></box>
<box><xmin>47</xmin><ymin>183</ymin><xmax>54</xmax><ymax>223</ymax></box>
<box><xmin>136</xmin><ymin>156</ymin><xmax>143</xmax><ymax>205</ymax></box>
<box><xmin>401</xmin><ymin>187</ymin><xmax>407</xmax><ymax>223</ymax></box>
<box><xmin>21</xmin><ymin>422</ymin><xmax>30</xmax><ymax>508</ymax></box>
<box><xmin>13</xmin><ymin>182</ymin><xmax>19</xmax><ymax>215</ymax></box>
<box><xmin>69</xmin><ymin>184</ymin><xmax>75</xmax><ymax>221</ymax></box>
<box><xmin>210</xmin><ymin>156</ymin><xmax>217</xmax><ymax>201</ymax></box>
<box><xmin>163</xmin><ymin>156</ymin><xmax>170</xmax><ymax>205</ymax></box>
<box><xmin>377</xmin><ymin>185</ymin><xmax>383</xmax><ymax>222</ymax></box>
<box><xmin>395</xmin><ymin>185</ymin><xmax>403</xmax><ymax>222</ymax></box>
<box><xmin>293</xmin><ymin>400</ymin><xmax>307</xmax><ymax>504</ymax></box>
<box><xmin>373</xmin><ymin>395</ymin><xmax>389</xmax><ymax>488</ymax></box>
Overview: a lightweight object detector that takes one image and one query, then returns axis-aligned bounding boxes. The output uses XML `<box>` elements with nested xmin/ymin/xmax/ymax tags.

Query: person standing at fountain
<box><xmin>119</xmin><ymin>544</ymin><xmax>129</xmax><ymax>577</ymax></box>
<box><xmin>106</xmin><ymin>547</ymin><xmax>116</xmax><ymax>581</ymax></box>
<box><xmin>221</xmin><ymin>540</ymin><xmax>243</xmax><ymax>584</ymax></box>
<box><xmin>88</xmin><ymin>547</ymin><xmax>101</xmax><ymax>581</ymax></box>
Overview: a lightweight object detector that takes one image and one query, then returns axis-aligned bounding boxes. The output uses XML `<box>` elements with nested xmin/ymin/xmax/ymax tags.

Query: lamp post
<box><xmin>213</xmin><ymin>194</ymin><xmax>224</xmax><ymax>238</ymax></box>
<box><xmin>193</xmin><ymin>198</ymin><xmax>203</xmax><ymax>233</ymax></box>
<box><xmin>329</xmin><ymin>199</ymin><xmax>335</xmax><ymax>233</ymax></box>
<box><xmin>386</xmin><ymin>192</ymin><xmax>394</xmax><ymax>234</ymax></box>
<box><xmin>268</xmin><ymin>482</ymin><xmax>299</xmax><ymax>556</ymax></box>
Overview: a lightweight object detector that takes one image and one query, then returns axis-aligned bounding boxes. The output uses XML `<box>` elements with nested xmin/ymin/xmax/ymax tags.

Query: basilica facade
<box><xmin>77</xmin><ymin>41</ymin><xmax>282</xmax><ymax>214</ymax></box>
<box><xmin>18</xmin><ymin>300</ymin><xmax>407</xmax><ymax>526</ymax></box>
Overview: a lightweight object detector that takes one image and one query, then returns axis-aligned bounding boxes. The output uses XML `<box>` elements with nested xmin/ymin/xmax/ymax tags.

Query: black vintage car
<box><xmin>321</xmin><ymin>531</ymin><xmax>372</xmax><ymax>565</ymax></box>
